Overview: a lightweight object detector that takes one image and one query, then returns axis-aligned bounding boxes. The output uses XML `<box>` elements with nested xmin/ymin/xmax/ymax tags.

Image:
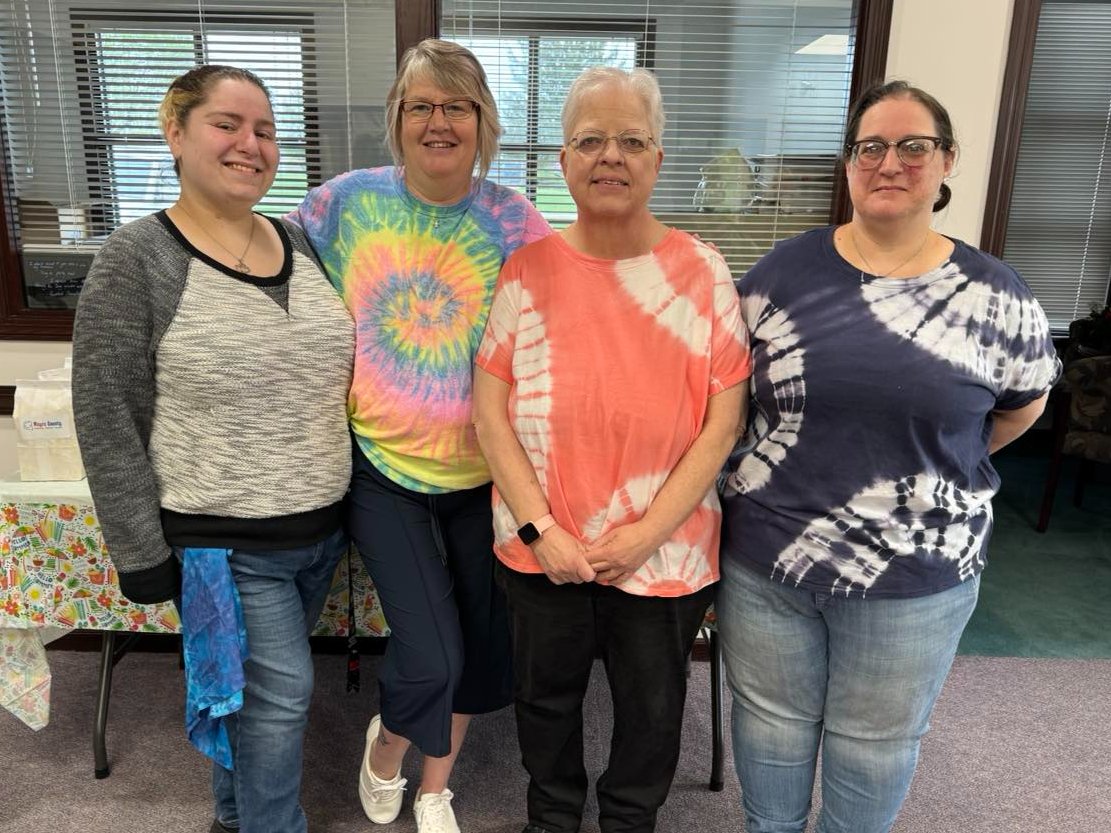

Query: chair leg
<box><xmin>1037</xmin><ymin>391</ymin><xmax>1070</xmax><ymax>532</ymax></box>
<box><xmin>1074</xmin><ymin>458</ymin><xmax>1090</xmax><ymax>507</ymax></box>
<box><xmin>93</xmin><ymin>632</ymin><xmax>115</xmax><ymax>779</ymax></box>
<box><xmin>709</xmin><ymin>628</ymin><xmax>725</xmax><ymax>792</ymax></box>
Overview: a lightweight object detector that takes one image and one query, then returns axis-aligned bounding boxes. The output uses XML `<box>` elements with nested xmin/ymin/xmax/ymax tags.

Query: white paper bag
<box><xmin>12</xmin><ymin>376</ymin><xmax>85</xmax><ymax>481</ymax></box>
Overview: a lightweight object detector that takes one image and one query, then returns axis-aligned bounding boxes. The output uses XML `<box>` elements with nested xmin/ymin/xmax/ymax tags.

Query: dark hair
<box><xmin>159</xmin><ymin>65</ymin><xmax>272</xmax><ymax>176</ymax></box>
<box><xmin>843</xmin><ymin>80</ymin><xmax>957</xmax><ymax>212</ymax></box>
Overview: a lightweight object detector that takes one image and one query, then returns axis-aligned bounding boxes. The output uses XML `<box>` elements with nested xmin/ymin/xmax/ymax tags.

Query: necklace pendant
<box><xmin>236</xmin><ymin>259</ymin><xmax>251</xmax><ymax>274</ymax></box>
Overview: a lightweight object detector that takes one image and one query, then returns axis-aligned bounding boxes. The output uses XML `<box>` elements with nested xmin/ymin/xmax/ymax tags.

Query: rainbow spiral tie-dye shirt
<box><xmin>290</xmin><ymin>167</ymin><xmax>550</xmax><ymax>493</ymax></box>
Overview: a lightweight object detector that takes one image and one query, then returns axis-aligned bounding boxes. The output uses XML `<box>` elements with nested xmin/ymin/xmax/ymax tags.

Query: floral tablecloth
<box><xmin>1</xmin><ymin>479</ymin><xmax>387</xmax><ymax>730</ymax></box>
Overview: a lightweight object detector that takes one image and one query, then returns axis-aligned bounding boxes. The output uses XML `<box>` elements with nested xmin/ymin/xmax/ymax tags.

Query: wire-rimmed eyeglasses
<box><xmin>846</xmin><ymin>136</ymin><xmax>948</xmax><ymax>169</ymax></box>
<box><xmin>400</xmin><ymin>99</ymin><xmax>479</xmax><ymax>121</ymax></box>
<box><xmin>568</xmin><ymin>129</ymin><xmax>656</xmax><ymax>156</ymax></box>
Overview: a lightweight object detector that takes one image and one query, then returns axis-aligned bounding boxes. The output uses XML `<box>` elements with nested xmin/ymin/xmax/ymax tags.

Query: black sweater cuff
<box><xmin>117</xmin><ymin>558</ymin><xmax>181</xmax><ymax>605</ymax></box>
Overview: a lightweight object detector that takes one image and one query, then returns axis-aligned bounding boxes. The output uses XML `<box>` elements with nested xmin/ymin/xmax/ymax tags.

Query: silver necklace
<box><xmin>849</xmin><ymin>227</ymin><xmax>930</xmax><ymax>283</ymax></box>
<box><xmin>177</xmin><ymin>203</ymin><xmax>257</xmax><ymax>274</ymax></box>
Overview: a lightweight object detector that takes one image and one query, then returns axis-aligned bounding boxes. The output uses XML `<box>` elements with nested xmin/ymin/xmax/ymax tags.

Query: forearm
<box><xmin>472</xmin><ymin>370</ymin><xmax>551</xmax><ymax>527</ymax></box>
<box><xmin>474</xmin><ymin>367</ymin><xmax>596</xmax><ymax>584</ymax></box>
<box><xmin>988</xmin><ymin>392</ymin><xmax>1049</xmax><ymax>454</ymax></box>
<box><xmin>638</xmin><ymin>385</ymin><xmax>746</xmax><ymax>545</ymax></box>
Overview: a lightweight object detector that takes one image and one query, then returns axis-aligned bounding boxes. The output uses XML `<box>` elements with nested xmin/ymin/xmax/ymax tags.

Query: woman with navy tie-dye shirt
<box><xmin>717</xmin><ymin>81</ymin><xmax>1060</xmax><ymax>833</ymax></box>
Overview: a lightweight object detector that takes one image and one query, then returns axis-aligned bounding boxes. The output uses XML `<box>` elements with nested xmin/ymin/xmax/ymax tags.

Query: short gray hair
<box><xmin>386</xmin><ymin>39</ymin><xmax>502</xmax><ymax>179</ymax></box>
<box><xmin>561</xmin><ymin>67</ymin><xmax>665</xmax><ymax>145</ymax></box>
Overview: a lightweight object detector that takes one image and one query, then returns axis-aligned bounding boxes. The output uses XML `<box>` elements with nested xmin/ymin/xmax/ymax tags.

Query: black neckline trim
<box><xmin>156</xmin><ymin>210</ymin><xmax>293</xmax><ymax>286</ymax></box>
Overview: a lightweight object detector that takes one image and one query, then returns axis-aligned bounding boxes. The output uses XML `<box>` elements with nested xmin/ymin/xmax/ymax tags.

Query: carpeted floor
<box><xmin>4</xmin><ymin>436</ymin><xmax>1107</xmax><ymax>831</ymax></box>
<box><xmin>3</xmin><ymin>650</ymin><xmax>1109</xmax><ymax>833</ymax></box>
<box><xmin>958</xmin><ymin>442</ymin><xmax>1111</xmax><ymax>658</ymax></box>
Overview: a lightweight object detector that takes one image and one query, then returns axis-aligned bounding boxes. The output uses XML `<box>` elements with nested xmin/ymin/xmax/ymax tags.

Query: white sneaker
<box><xmin>414</xmin><ymin>788</ymin><xmax>460</xmax><ymax>833</ymax></box>
<box><xmin>358</xmin><ymin>715</ymin><xmax>407</xmax><ymax>824</ymax></box>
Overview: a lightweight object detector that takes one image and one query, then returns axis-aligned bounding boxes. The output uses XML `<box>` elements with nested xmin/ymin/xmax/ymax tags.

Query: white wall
<box><xmin>886</xmin><ymin>0</ymin><xmax>1015</xmax><ymax>244</ymax></box>
<box><xmin>0</xmin><ymin>0</ymin><xmax>1020</xmax><ymax>468</ymax></box>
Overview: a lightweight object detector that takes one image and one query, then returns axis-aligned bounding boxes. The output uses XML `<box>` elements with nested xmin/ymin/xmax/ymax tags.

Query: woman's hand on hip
<box><xmin>533</xmin><ymin>526</ymin><xmax>596</xmax><ymax>585</ymax></box>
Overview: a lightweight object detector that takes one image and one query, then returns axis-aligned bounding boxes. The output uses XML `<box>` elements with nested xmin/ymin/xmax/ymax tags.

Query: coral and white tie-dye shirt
<box><xmin>722</xmin><ymin>226</ymin><xmax>1061</xmax><ymax>599</ymax></box>
<box><xmin>290</xmin><ymin>167</ymin><xmax>550</xmax><ymax>493</ymax></box>
<box><xmin>477</xmin><ymin>230</ymin><xmax>752</xmax><ymax>597</ymax></box>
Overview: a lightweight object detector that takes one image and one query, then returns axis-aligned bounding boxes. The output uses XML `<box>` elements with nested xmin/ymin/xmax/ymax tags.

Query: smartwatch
<box><xmin>517</xmin><ymin>513</ymin><xmax>556</xmax><ymax>546</ymax></box>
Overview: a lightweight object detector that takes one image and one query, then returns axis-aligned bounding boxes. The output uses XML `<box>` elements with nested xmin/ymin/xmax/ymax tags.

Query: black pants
<box><xmin>348</xmin><ymin>443</ymin><xmax>513</xmax><ymax>757</ymax></box>
<box><xmin>497</xmin><ymin>564</ymin><xmax>714</xmax><ymax>833</ymax></box>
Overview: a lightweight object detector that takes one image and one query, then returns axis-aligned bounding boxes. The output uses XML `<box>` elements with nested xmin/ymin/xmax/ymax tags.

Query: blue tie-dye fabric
<box><xmin>181</xmin><ymin>547</ymin><xmax>248</xmax><ymax>770</ymax></box>
<box><xmin>722</xmin><ymin>227</ymin><xmax>1060</xmax><ymax>599</ymax></box>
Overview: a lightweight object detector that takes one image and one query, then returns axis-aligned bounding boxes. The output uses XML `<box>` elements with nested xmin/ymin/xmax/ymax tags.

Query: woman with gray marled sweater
<box><xmin>71</xmin><ymin>65</ymin><xmax>353</xmax><ymax>833</ymax></box>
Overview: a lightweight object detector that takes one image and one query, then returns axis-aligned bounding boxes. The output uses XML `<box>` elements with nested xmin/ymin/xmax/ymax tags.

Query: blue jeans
<box><xmin>716</xmin><ymin>560</ymin><xmax>979</xmax><ymax>833</ymax></box>
<box><xmin>177</xmin><ymin>529</ymin><xmax>346</xmax><ymax>833</ymax></box>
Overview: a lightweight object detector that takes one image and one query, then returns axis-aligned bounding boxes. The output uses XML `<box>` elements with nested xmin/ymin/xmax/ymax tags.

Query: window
<box><xmin>0</xmin><ymin>0</ymin><xmax>395</xmax><ymax>331</ymax></box>
<box><xmin>0</xmin><ymin>0</ymin><xmax>891</xmax><ymax>339</ymax></box>
<box><xmin>70</xmin><ymin>13</ymin><xmax>316</xmax><ymax>239</ymax></box>
<box><xmin>449</xmin><ymin>20</ymin><xmax>650</xmax><ymax>216</ymax></box>
<box><xmin>443</xmin><ymin>0</ymin><xmax>861</xmax><ymax>274</ymax></box>
<box><xmin>984</xmin><ymin>0</ymin><xmax>1111</xmax><ymax>332</ymax></box>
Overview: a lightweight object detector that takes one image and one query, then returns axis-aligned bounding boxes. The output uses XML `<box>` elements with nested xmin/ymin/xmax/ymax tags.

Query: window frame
<box><xmin>980</xmin><ymin>0</ymin><xmax>1044</xmax><ymax>259</ymax></box>
<box><xmin>980</xmin><ymin>0</ymin><xmax>1111</xmax><ymax>322</ymax></box>
<box><xmin>0</xmin><ymin>0</ymin><xmax>893</xmax><ymax>340</ymax></box>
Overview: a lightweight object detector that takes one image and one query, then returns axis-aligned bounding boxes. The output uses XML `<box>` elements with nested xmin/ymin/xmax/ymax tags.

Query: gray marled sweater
<box><xmin>72</xmin><ymin>212</ymin><xmax>354</xmax><ymax>604</ymax></box>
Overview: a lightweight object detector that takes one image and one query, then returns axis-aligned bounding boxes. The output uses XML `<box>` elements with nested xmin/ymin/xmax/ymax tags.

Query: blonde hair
<box><xmin>158</xmin><ymin>65</ymin><xmax>271</xmax><ymax>176</ymax></box>
<box><xmin>562</xmin><ymin>67</ymin><xmax>665</xmax><ymax>145</ymax></box>
<box><xmin>386</xmin><ymin>39</ymin><xmax>501</xmax><ymax>179</ymax></box>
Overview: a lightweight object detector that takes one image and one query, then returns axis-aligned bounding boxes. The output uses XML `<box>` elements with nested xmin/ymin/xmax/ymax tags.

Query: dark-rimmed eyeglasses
<box><xmin>401</xmin><ymin>99</ymin><xmax>479</xmax><ymax>121</ymax></box>
<box><xmin>846</xmin><ymin>136</ymin><xmax>947</xmax><ymax>169</ymax></box>
<box><xmin>568</xmin><ymin>129</ymin><xmax>656</xmax><ymax>156</ymax></box>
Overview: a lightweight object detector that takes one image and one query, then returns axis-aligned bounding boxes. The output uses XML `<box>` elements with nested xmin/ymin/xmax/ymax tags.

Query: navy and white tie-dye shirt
<box><xmin>721</xmin><ymin>226</ymin><xmax>1060</xmax><ymax>599</ymax></box>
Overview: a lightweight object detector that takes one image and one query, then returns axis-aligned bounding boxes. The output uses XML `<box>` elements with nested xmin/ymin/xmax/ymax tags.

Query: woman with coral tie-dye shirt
<box><xmin>473</xmin><ymin>67</ymin><xmax>750</xmax><ymax>833</ymax></box>
<box><xmin>289</xmin><ymin>40</ymin><xmax>548</xmax><ymax>833</ymax></box>
<box><xmin>478</xmin><ymin>229</ymin><xmax>749</xmax><ymax>597</ymax></box>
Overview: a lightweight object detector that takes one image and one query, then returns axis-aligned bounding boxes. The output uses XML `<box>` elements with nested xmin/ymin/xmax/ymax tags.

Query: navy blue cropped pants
<box><xmin>348</xmin><ymin>442</ymin><xmax>513</xmax><ymax>757</ymax></box>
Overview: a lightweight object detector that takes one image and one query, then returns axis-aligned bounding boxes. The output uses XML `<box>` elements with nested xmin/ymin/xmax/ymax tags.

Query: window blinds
<box><xmin>0</xmin><ymin>0</ymin><xmax>394</xmax><ymax>307</ymax></box>
<box><xmin>442</xmin><ymin>0</ymin><xmax>858</xmax><ymax>273</ymax></box>
<box><xmin>1002</xmin><ymin>0</ymin><xmax>1111</xmax><ymax>332</ymax></box>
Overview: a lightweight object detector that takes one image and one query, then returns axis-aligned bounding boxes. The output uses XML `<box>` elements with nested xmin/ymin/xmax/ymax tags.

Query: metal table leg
<box><xmin>93</xmin><ymin>631</ymin><xmax>141</xmax><ymax>779</ymax></box>
<box><xmin>93</xmin><ymin>632</ymin><xmax>115</xmax><ymax>778</ymax></box>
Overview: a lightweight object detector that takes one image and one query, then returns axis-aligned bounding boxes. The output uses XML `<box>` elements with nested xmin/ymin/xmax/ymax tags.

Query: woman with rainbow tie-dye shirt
<box><xmin>289</xmin><ymin>40</ymin><xmax>549</xmax><ymax>833</ymax></box>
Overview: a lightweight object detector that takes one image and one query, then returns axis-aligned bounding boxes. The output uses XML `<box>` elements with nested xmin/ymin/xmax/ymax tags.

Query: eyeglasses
<box><xmin>401</xmin><ymin>99</ymin><xmax>479</xmax><ymax>121</ymax></box>
<box><xmin>846</xmin><ymin>136</ymin><xmax>948</xmax><ymax>169</ymax></box>
<box><xmin>568</xmin><ymin>129</ymin><xmax>656</xmax><ymax>156</ymax></box>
